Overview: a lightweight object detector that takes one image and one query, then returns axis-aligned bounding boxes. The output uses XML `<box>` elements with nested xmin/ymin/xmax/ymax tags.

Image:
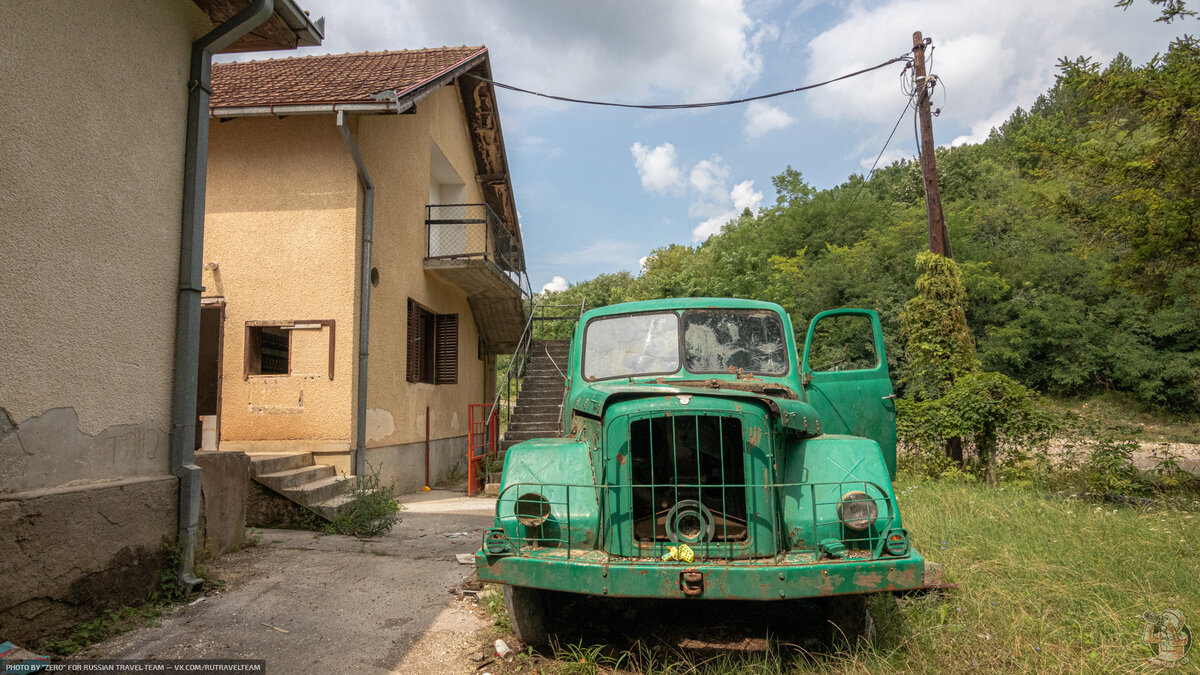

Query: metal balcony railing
<box><xmin>426</xmin><ymin>203</ymin><xmax>525</xmax><ymax>275</ymax></box>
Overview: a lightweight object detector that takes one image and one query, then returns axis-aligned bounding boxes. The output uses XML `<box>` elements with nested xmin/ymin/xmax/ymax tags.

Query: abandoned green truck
<box><xmin>476</xmin><ymin>298</ymin><xmax>938</xmax><ymax>645</ymax></box>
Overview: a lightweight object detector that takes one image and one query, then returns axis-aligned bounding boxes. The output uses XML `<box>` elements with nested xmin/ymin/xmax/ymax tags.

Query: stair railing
<box><xmin>486</xmin><ymin>298</ymin><xmax>590</xmax><ymax>455</ymax></box>
<box><xmin>485</xmin><ymin>296</ymin><xmax>539</xmax><ymax>456</ymax></box>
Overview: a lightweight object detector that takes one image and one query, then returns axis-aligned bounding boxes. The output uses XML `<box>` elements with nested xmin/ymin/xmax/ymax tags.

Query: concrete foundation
<box><xmin>0</xmin><ymin>476</ymin><xmax>177</xmax><ymax>645</ymax></box>
<box><xmin>195</xmin><ymin>451</ymin><xmax>250</xmax><ymax>555</ymax></box>
<box><xmin>245</xmin><ymin>480</ymin><xmax>314</xmax><ymax>529</ymax></box>
<box><xmin>365</xmin><ymin>435</ymin><xmax>467</xmax><ymax>494</ymax></box>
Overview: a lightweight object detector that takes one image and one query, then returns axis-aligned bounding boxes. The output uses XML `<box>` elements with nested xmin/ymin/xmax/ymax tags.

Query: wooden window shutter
<box><xmin>406</xmin><ymin>299</ymin><xmax>420</xmax><ymax>383</ymax></box>
<box><xmin>434</xmin><ymin>313</ymin><xmax>458</xmax><ymax>384</ymax></box>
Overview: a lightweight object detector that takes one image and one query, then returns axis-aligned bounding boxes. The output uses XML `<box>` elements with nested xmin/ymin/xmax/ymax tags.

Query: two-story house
<box><xmin>201</xmin><ymin>47</ymin><xmax>526</xmax><ymax>497</ymax></box>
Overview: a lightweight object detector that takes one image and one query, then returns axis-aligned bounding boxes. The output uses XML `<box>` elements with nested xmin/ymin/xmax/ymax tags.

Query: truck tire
<box><xmin>504</xmin><ymin>584</ymin><xmax>548</xmax><ymax>647</ymax></box>
<box><xmin>823</xmin><ymin>595</ymin><xmax>876</xmax><ymax>647</ymax></box>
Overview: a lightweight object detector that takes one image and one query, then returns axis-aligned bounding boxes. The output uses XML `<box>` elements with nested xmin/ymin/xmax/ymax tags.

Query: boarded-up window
<box><xmin>247</xmin><ymin>326</ymin><xmax>290</xmax><ymax>375</ymax></box>
<box><xmin>407</xmin><ymin>299</ymin><xmax>457</xmax><ymax>384</ymax></box>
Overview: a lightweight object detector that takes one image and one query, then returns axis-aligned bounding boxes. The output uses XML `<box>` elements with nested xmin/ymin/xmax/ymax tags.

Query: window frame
<box><xmin>407</xmin><ymin>299</ymin><xmax>458</xmax><ymax>385</ymax></box>
<box><xmin>243</xmin><ymin>319</ymin><xmax>336</xmax><ymax>380</ymax></box>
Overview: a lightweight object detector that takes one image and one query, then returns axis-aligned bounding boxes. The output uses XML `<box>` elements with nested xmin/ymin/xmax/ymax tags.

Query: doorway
<box><xmin>197</xmin><ymin>301</ymin><xmax>225</xmax><ymax>450</ymax></box>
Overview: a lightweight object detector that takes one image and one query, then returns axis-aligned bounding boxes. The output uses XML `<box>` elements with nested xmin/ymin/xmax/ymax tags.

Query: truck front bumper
<box><xmin>475</xmin><ymin>550</ymin><xmax>929</xmax><ymax>600</ymax></box>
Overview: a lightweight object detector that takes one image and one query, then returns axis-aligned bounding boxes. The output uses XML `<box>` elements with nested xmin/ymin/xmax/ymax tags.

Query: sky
<box><xmin>222</xmin><ymin>0</ymin><xmax>1191</xmax><ymax>293</ymax></box>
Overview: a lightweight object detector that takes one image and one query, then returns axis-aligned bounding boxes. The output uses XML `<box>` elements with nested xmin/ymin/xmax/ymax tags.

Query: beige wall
<box><xmin>203</xmin><ymin>85</ymin><xmax>492</xmax><ymax>470</ymax></box>
<box><xmin>204</xmin><ymin>115</ymin><xmax>360</xmax><ymax>444</ymax></box>
<box><xmin>359</xmin><ymin>85</ymin><xmax>489</xmax><ymax>451</ymax></box>
<box><xmin>0</xmin><ymin>0</ymin><xmax>210</xmax><ymax>492</ymax></box>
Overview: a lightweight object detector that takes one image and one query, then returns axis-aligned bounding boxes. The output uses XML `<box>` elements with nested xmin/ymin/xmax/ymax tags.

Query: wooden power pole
<box><xmin>912</xmin><ymin>31</ymin><xmax>952</xmax><ymax>258</ymax></box>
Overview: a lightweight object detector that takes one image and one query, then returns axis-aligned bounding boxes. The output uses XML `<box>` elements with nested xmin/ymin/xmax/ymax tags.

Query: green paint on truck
<box><xmin>477</xmin><ymin>298</ymin><xmax>930</xmax><ymax>646</ymax></box>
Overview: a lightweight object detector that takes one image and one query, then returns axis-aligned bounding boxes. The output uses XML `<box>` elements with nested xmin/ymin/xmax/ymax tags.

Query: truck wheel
<box><xmin>504</xmin><ymin>585</ymin><xmax>548</xmax><ymax>647</ymax></box>
<box><xmin>823</xmin><ymin>595</ymin><xmax>876</xmax><ymax>647</ymax></box>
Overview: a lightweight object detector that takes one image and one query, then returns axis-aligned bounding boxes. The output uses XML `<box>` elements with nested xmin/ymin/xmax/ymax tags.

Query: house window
<box><xmin>247</xmin><ymin>325</ymin><xmax>290</xmax><ymax>375</ymax></box>
<box><xmin>407</xmin><ymin>299</ymin><xmax>457</xmax><ymax>384</ymax></box>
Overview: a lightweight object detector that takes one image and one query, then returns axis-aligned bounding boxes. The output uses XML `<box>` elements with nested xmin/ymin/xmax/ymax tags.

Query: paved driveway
<box><xmin>84</xmin><ymin>490</ymin><xmax>498</xmax><ymax>674</ymax></box>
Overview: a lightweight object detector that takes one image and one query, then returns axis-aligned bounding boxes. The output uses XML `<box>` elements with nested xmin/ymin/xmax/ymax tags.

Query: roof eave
<box><xmin>272</xmin><ymin>0</ymin><xmax>324</xmax><ymax>47</ymax></box>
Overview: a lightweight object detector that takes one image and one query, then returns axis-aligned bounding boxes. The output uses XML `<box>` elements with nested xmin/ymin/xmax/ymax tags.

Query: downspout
<box><xmin>171</xmin><ymin>0</ymin><xmax>275</xmax><ymax>592</ymax></box>
<box><xmin>336</xmin><ymin>110</ymin><xmax>374</xmax><ymax>478</ymax></box>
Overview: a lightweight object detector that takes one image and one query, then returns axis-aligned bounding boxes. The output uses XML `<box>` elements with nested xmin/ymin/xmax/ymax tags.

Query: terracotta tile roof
<box><xmin>211</xmin><ymin>46</ymin><xmax>486</xmax><ymax>108</ymax></box>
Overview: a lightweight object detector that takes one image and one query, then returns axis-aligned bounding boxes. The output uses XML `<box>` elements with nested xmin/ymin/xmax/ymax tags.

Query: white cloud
<box><xmin>541</xmin><ymin>276</ymin><xmax>569</xmax><ymax>294</ymax></box>
<box><xmin>690</xmin><ymin>180</ymin><xmax>763</xmax><ymax>241</ymax></box>
<box><xmin>805</xmin><ymin>0</ymin><xmax>1182</xmax><ymax>130</ymax></box>
<box><xmin>691</xmin><ymin>212</ymin><xmax>738</xmax><ymax>241</ymax></box>
<box><xmin>631</xmin><ymin>142</ymin><xmax>684</xmax><ymax>195</ymax></box>
<box><xmin>639</xmin><ymin>256</ymin><xmax>649</xmax><ymax>270</ymax></box>
<box><xmin>743</xmin><ymin>100</ymin><xmax>794</xmax><ymax>138</ymax></box>
<box><xmin>949</xmin><ymin>107</ymin><xmax>1012</xmax><ymax>146</ymax></box>
<box><xmin>730</xmin><ymin>180</ymin><xmax>764</xmax><ymax>212</ymax></box>
<box><xmin>631</xmin><ymin>144</ymin><xmax>762</xmax><ymax>241</ymax></box>
<box><xmin>252</xmin><ymin>1</ymin><xmax>776</xmax><ymax>108</ymax></box>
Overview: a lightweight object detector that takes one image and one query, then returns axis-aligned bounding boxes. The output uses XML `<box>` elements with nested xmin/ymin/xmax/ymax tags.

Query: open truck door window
<box><xmin>801</xmin><ymin>309</ymin><xmax>897</xmax><ymax>479</ymax></box>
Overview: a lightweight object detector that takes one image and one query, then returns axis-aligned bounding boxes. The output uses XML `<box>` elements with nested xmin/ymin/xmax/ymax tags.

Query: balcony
<box><xmin>423</xmin><ymin>203</ymin><xmax>527</xmax><ymax>352</ymax></box>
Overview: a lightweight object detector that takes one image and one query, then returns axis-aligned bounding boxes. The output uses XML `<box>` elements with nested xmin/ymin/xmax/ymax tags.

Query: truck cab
<box><xmin>476</xmin><ymin>298</ymin><xmax>927</xmax><ymax>646</ymax></box>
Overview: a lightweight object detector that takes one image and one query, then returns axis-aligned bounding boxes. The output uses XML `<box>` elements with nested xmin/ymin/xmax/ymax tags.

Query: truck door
<box><xmin>800</xmin><ymin>309</ymin><xmax>897</xmax><ymax>478</ymax></box>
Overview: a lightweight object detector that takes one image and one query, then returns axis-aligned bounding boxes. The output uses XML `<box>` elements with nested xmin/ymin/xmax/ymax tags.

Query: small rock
<box><xmin>470</xmin><ymin>651</ymin><xmax>486</xmax><ymax>662</ymax></box>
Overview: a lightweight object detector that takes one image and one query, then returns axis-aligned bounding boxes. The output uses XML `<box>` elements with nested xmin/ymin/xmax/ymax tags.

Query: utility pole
<box><xmin>912</xmin><ymin>31</ymin><xmax>952</xmax><ymax>258</ymax></box>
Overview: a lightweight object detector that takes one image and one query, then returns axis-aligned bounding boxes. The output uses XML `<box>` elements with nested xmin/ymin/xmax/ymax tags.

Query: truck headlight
<box><xmin>515</xmin><ymin>492</ymin><xmax>551</xmax><ymax>527</ymax></box>
<box><xmin>837</xmin><ymin>490</ymin><xmax>878</xmax><ymax>530</ymax></box>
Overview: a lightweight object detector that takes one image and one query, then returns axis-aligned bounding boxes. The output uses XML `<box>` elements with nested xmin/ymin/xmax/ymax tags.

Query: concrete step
<box><xmin>508</xmin><ymin>408</ymin><xmax>559</xmax><ymax>417</ymax></box>
<box><xmin>503</xmin><ymin>429</ymin><xmax>563</xmax><ymax>442</ymax></box>
<box><xmin>507</xmin><ymin>419</ymin><xmax>561</xmax><ymax>430</ymax></box>
<box><xmin>283</xmin><ymin>475</ymin><xmax>356</xmax><ymax>506</ymax></box>
<box><xmin>516</xmin><ymin>381</ymin><xmax>565</xmax><ymax>391</ymax></box>
<box><xmin>514</xmin><ymin>404</ymin><xmax>563</xmax><ymax>414</ymax></box>
<box><xmin>247</xmin><ymin>452</ymin><xmax>313</xmax><ymax>477</ymax></box>
<box><xmin>522</xmin><ymin>368</ymin><xmax>567</xmax><ymax>378</ymax></box>
<box><xmin>255</xmin><ymin>464</ymin><xmax>336</xmax><ymax>491</ymax></box>
<box><xmin>312</xmin><ymin>493</ymin><xmax>358</xmax><ymax>521</ymax></box>
<box><xmin>511</xmin><ymin>408</ymin><xmax>563</xmax><ymax>420</ymax></box>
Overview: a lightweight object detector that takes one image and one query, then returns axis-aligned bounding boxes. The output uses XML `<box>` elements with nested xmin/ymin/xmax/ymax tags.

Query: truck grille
<box><xmin>629</xmin><ymin>415</ymin><xmax>749</xmax><ymax>545</ymax></box>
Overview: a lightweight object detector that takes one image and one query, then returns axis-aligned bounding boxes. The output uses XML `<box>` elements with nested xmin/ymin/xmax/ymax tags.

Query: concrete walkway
<box><xmin>84</xmin><ymin>490</ymin><xmax>499</xmax><ymax>674</ymax></box>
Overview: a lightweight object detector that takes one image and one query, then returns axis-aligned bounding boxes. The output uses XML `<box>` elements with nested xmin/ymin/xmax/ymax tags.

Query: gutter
<box><xmin>170</xmin><ymin>0</ymin><xmax>276</xmax><ymax>593</ymax></box>
<box><xmin>336</xmin><ymin>111</ymin><xmax>375</xmax><ymax>478</ymax></box>
<box><xmin>213</xmin><ymin>102</ymin><xmax>403</xmax><ymax>118</ymax></box>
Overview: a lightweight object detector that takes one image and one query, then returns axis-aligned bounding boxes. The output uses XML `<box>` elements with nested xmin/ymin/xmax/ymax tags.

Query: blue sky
<box><xmin>223</xmin><ymin>0</ymin><xmax>1190</xmax><ymax>293</ymax></box>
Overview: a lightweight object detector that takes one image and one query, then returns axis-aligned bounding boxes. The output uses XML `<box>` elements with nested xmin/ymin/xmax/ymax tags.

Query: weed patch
<box><xmin>322</xmin><ymin>463</ymin><xmax>403</xmax><ymax>538</ymax></box>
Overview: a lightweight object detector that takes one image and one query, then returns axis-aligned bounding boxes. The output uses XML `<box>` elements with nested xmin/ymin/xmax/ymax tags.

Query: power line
<box><xmin>466</xmin><ymin>53</ymin><xmax>912</xmax><ymax>110</ymax></box>
<box><xmin>851</xmin><ymin>92</ymin><xmax>918</xmax><ymax>205</ymax></box>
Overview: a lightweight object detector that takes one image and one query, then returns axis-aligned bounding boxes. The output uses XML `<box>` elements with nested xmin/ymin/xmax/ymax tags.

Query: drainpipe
<box><xmin>336</xmin><ymin>110</ymin><xmax>374</xmax><ymax>478</ymax></box>
<box><xmin>171</xmin><ymin>0</ymin><xmax>275</xmax><ymax>592</ymax></box>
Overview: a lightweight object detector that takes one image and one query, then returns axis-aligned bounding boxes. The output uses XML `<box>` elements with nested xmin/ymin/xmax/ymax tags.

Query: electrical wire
<box><xmin>850</xmin><ymin>93</ymin><xmax>917</xmax><ymax>205</ymax></box>
<box><xmin>465</xmin><ymin>53</ymin><xmax>912</xmax><ymax>110</ymax></box>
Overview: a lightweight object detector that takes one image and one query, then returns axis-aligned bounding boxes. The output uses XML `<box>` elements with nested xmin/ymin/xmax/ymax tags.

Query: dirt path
<box><xmin>82</xmin><ymin>490</ymin><xmax>503</xmax><ymax>674</ymax></box>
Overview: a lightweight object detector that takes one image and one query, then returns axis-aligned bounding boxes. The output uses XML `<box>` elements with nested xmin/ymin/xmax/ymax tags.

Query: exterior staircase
<box><xmin>247</xmin><ymin>452</ymin><xmax>359</xmax><ymax>522</ymax></box>
<box><xmin>501</xmin><ymin>339</ymin><xmax>569</xmax><ymax>453</ymax></box>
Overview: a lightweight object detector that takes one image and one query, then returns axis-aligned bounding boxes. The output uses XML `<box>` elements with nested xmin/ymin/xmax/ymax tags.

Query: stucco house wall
<box><xmin>0</xmin><ymin>0</ymin><xmax>210</xmax><ymax>492</ymax></box>
<box><xmin>202</xmin><ymin>114</ymin><xmax>360</xmax><ymax>448</ymax></box>
<box><xmin>0</xmin><ymin>0</ymin><xmax>208</xmax><ymax>644</ymax></box>
<box><xmin>358</xmin><ymin>85</ymin><xmax>489</xmax><ymax>488</ymax></box>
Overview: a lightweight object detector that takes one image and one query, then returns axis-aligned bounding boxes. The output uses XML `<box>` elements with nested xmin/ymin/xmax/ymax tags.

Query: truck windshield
<box><xmin>582</xmin><ymin>308</ymin><xmax>789</xmax><ymax>381</ymax></box>
<box><xmin>583</xmin><ymin>312</ymin><xmax>680</xmax><ymax>380</ymax></box>
<box><xmin>683</xmin><ymin>309</ymin><xmax>788</xmax><ymax>376</ymax></box>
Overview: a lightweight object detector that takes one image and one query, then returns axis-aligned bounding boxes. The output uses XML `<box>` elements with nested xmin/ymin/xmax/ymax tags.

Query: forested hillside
<box><xmin>542</xmin><ymin>37</ymin><xmax>1200</xmax><ymax>412</ymax></box>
